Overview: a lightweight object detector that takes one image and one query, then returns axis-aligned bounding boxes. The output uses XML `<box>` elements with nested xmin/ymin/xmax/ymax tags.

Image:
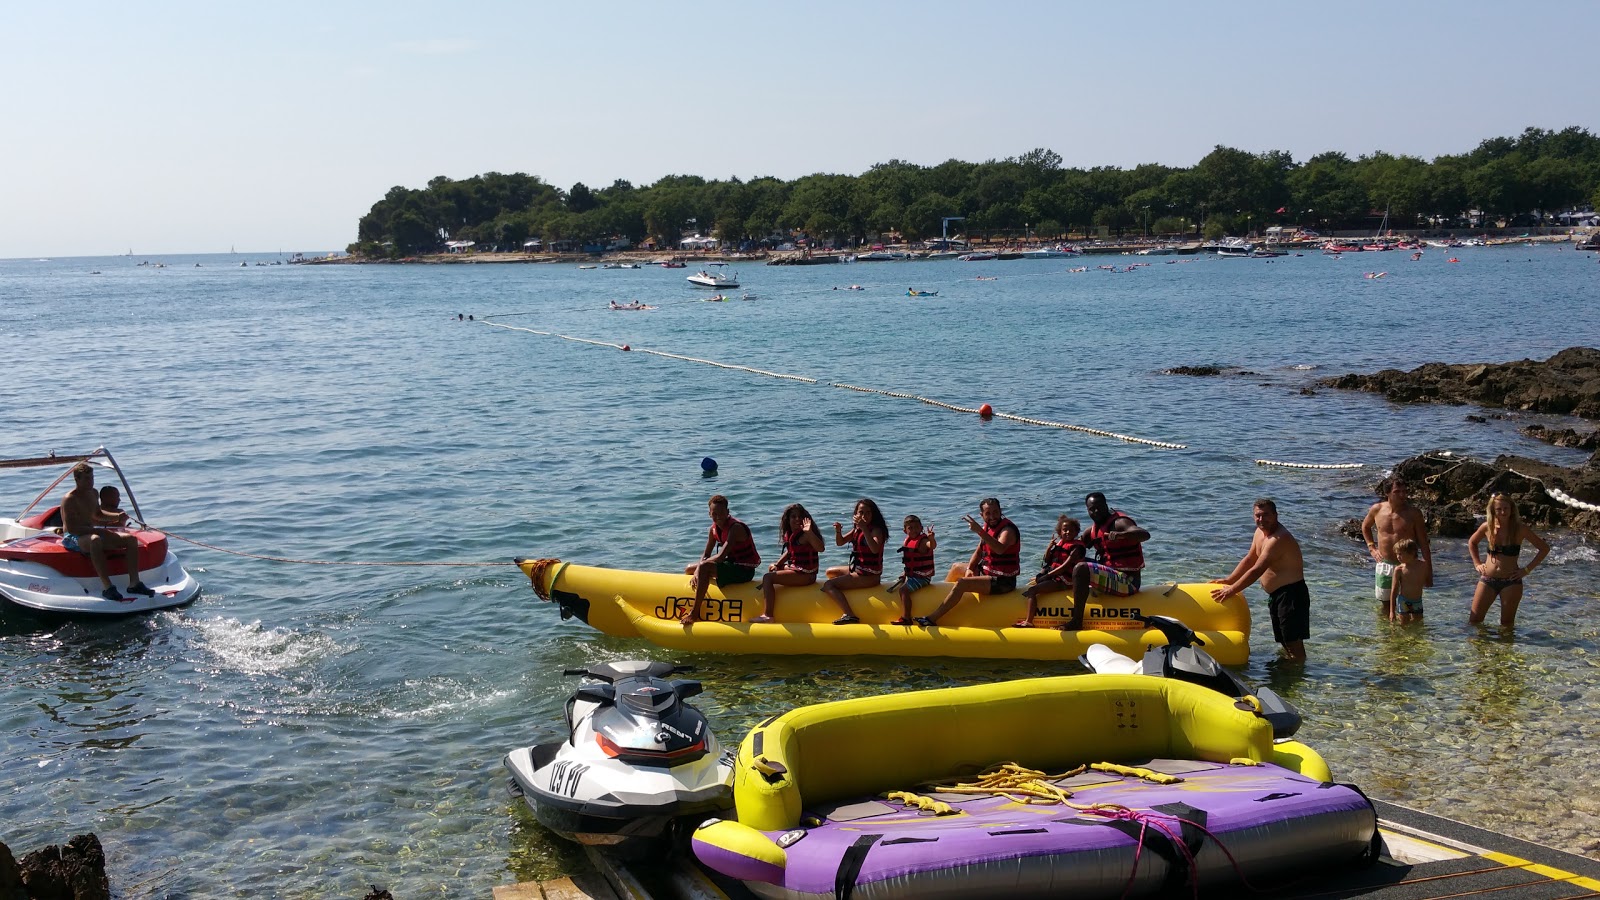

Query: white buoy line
<box><xmin>481</xmin><ymin>320</ymin><xmax>1401</xmax><ymax>462</ymax></box>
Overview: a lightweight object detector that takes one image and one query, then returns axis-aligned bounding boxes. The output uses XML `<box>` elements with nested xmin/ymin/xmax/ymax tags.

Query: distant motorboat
<box><xmin>957</xmin><ymin>251</ymin><xmax>997</xmax><ymax>261</ymax></box>
<box><xmin>1022</xmin><ymin>246</ymin><xmax>1082</xmax><ymax>258</ymax></box>
<box><xmin>688</xmin><ymin>269</ymin><xmax>739</xmax><ymax>289</ymax></box>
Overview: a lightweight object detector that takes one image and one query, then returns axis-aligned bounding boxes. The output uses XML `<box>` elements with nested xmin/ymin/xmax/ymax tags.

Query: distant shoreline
<box><xmin>302</xmin><ymin>231</ymin><xmax>1585</xmax><ymax>266</ymax></box>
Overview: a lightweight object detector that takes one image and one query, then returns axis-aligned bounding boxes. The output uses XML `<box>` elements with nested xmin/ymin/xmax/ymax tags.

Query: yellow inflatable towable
<box><xmin>517</xmin><ymin>559</ymin><xmax>1251</xmax><ymax>664</ymax></box>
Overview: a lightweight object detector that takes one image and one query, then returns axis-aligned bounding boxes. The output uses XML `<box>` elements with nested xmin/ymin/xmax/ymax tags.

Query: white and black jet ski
<box><xmin>1081</xmin><ymin>614</ymin><xmax>1302</xmax><ymax>740</ymax></box>
<box><xmin>504</xmin><ymin>660</ymin><xmax>733</xmax><ymax>851</ymax></box>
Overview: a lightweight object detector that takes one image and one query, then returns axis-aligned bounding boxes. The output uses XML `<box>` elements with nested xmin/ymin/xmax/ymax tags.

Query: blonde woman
<box><xmin>1467</xmin><ymin>493</ymin><xmax>1550</xmax><ymax>627</ymax></box>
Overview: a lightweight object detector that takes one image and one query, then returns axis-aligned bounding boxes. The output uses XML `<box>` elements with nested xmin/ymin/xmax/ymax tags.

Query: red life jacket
<box><xmin>976</xmin><ymin>517</ymin><xmax>1021</xmax><ymax>577</ymax></box>
<box><xmin>1040</xmin><ymin>537</ymin><xmax>1085</xmax><ymax>574</ymax></box>
<box><xmin>713</xmin><ymin>516</ymin><xmax>761</xmax><ymax>567</ymax></box>
<box><xmin>899</xmin><ymin>534</ymin><xmax>935</xmax><ymax>578</ymax></box>
<box><xmin>844</xmin><ymin>527</ymin><xmax>884</xmax><ymax>575</ymax></box>
<box><xmin>782</xmin><ymin>529</ymin><xmax>819</xmax><ymax>572</ymax></box>
<box><xmin>1085</xmin><ymin>510</ymin><xmax>1144</xmax><ymax>571</ymax></box>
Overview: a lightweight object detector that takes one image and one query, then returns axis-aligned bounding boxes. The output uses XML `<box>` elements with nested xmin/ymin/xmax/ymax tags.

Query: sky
<box><xmin>2</xmin><ymin>1</ymin><xmax>1595</xmax><ymax>257</ymax></box>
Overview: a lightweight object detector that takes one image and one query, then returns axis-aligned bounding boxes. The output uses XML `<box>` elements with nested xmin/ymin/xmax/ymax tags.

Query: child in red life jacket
<box><xmin>751</xmin><ymin>503</ymin><xmax>826</xmax><ymax>623</ymax></box>
<box><xmin>889</xmin><ymin>515</ymin><xmax>938</xmax><ymax>626</ymax></box>
<box><xmin>1015</xmin><ymin>515</ymin><xmax>1086</xmax><ymax>627</ymax></box>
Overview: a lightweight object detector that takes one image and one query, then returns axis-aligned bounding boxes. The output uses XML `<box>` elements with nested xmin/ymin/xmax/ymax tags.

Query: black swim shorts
<box><xmin>715</xmin><ymin>561</ymin><xmax>756</xmax><ymax>587</ymax></box>
<box><xmin>1268</xmin><ymin>580</ymin><xmax>1311</xmax><ymax>644</ymax></box>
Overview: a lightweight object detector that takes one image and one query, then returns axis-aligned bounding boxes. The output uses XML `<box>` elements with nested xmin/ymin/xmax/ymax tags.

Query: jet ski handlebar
<box><xmin>1132</xmin><ymin>614</ymin><xmax>1206</xmax><ymax>647</ymax></box>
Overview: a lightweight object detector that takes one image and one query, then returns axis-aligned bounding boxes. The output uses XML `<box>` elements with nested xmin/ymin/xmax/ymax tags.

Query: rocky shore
<box><xmin>1320</xmin><ymin>346</ymin><xmax>1600</xmax><ymax>419</ymax></box>
<box><xmin>1323</xmin><ymin>347</ymin><xmax>1600</xmax><ymax>538</ymax></box>
<box><xmin>0</xmin><ymin>834</ymin><xmax>109</xmax><ymax>900</ymax></box>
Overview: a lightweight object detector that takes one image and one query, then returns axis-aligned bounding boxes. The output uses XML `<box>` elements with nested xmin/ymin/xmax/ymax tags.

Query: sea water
<box><xmin>2</xmin><ymin>247</ymin><xmax>1598</xmax><ymax>897</ymax></box>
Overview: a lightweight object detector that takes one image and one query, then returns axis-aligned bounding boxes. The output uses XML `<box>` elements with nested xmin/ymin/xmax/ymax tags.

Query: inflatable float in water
<box><xmin>517</xmin><ymin>559</ymin><xmax>1251</xmax><ymax>664</ymax></box>
<box><xmin>692</xmin><ymin>674</ymin><xmax>1377</xmax><ymax>900</ymax></box>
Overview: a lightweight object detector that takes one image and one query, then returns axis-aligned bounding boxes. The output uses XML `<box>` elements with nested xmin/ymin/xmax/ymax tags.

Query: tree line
<box><xmin>350</xmin><ymin>126</ymin><xmax>1600</xmax><ymax>256</ymax></box>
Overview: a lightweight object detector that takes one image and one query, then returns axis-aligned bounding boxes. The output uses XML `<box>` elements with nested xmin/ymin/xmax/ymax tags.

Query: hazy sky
<box><xmin>3</xmin><ymin>2</ymin><xmax>1594</xmax><ymax>257</ymax></box>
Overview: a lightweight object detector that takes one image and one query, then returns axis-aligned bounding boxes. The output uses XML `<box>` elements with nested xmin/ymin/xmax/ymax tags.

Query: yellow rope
<box><xmin>881</xmin><ymin>791</ymin><xmax>955</xmax><ymax>816</ymax></box>
<box><xmin>901</xmin><ymin>761</ymin><xmax>1188</xmax><ymax>812</ymax></box>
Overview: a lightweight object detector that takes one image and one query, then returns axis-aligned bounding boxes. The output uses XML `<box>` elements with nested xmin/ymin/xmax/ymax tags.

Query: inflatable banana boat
<box><xmin>517</xmin><ymin>559</ymin><xmax>1251</xmax><ymax>664</ymax></box>
<box><xmin>692</xmin><ymin>674</ymin><xmax>1377</xmax><ymax>900</ymax></box>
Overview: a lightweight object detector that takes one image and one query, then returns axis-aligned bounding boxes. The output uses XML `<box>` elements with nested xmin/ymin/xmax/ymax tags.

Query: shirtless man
<box><xmin>60</xmin><ymin>463</ymin><xmax>155</xmax><ymax>602</ymax></box>
<box><xmin>1361</xmin><ymin>478</ymin><xmax>1432</xmax><ymax>616</ymax></box>
<box><xmin>1212</xmin><ymin>499</ymin><xmax>1308</xmax><ymax>660</ymax></box>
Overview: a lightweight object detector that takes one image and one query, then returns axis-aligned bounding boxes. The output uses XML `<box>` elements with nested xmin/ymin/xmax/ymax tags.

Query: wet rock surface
<box><xmin>1521</xmin><ymin>423</ymin><xmax>1600</xmax><ymax>450</ymax></box>
<box><xmin>1322</xmin><ymin>346</ymin><xmax>1600</xmax><ymax>418</ymax></box>
<box><xmin>0</xmin><ymin>834</ymin><xmax>110</xmax><ymax>900</ymax></box>
<box><xmin>1370</xmin><ymin>450</ymin><xmax>1600</xmax><ymax>539</ymax></box>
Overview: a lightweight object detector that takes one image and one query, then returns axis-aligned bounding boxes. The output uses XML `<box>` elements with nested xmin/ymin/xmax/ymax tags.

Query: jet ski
<box><xmin>1080</xmin><ymin>614</ymin><xmax>1302</xmax><ymax>740</ymax></box>
<box><xmin>503</xmin><ymin>660</ymin><xmax>733</xmax><ymax>853</ymax></box>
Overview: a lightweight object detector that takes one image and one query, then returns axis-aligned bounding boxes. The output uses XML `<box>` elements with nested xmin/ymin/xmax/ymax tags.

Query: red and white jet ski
<box><xmin>0</xmin><ymin>448</ymin><xmax>200</xmax><ymax>614</ymax></box>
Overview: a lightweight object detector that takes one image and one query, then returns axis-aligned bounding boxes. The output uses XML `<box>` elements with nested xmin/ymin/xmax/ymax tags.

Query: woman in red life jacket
<box><xmin>818</xmin><ymin>498</ymin><xmax>889</xmax><ymax>625</ymax></box>
<box><xmin>1015</xmin><ymin>514</ymin><xmax>1086</xmax><ymax>627</ymax></box>
<box><xmin>683</xmin><ymin>494</ymin><xmax>762</xmax><ymax>623</ymax></box>
<box><xmin>890</xmin><ymin>514</ymin><xmax>937</xmax><ymax>625</ymax></box>
<box><xmin>916</xmin><ymin>497</ymin><xmax>1021</xmax><ymax>627</ymax></box>
<box><xmin>1061</xmin><ymin>491</ymin><xmax>1150</xmax><ymax>631</ymax></box>
<box><xmin>751</xmin><ymin>503</ymin><xmax>826</xmax><ymax>623</ymax></box>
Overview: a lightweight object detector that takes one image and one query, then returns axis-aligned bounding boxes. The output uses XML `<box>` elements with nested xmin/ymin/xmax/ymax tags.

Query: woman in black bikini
<box><xmin>1467</xmin><ymin>493</ymin><xmax>1550</xmax><ymax>627</ymax></box>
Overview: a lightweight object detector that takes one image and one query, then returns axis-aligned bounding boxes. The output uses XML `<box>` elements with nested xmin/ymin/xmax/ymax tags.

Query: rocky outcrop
<box><xmin>1321</xmin><ymin>347</ymin><xmax>1600</xmax><ymax>418</ymax></box>
<box><xmin>1366</xmin><ymin>450</ymin><xmax>1600</xmax><ymax>539</ymax></box>
<box><xmin>0</xmin><ymin>835</ymin><xmax>110</xmax><ymax>900</ymax></box>
<box><xmin>1521</xmin><ymin>423</ymin><xmax>1600</xmax><ymax>450</ymax></box>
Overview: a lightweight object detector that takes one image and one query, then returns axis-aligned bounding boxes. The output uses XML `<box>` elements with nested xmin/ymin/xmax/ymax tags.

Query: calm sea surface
<box><xmin>3</xmin><ymin>247</ymin><xmax>1598</xmax><ymax>897</ymax></box>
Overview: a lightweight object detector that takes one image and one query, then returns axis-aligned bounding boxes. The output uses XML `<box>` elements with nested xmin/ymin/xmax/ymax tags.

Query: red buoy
<box><xmin>1448</xmin><ymin>258</ymin><xmax>1460</xmax><ymax>263</ymax></box>
<box><xmin>621</xmin><ymin>344</ymin><xmax>631</xmax><ymax>351</ymax></box>
<box><xmin>978</xmin><ymin>403</ymin><xmax>994</xmax><ymax>419</ymax></box>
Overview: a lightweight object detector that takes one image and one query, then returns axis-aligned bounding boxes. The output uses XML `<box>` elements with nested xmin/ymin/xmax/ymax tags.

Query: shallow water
<box><xmin>2</xmin><ymin>247</ymin><xmax>1599</xmax><ymax>896</ymax></box>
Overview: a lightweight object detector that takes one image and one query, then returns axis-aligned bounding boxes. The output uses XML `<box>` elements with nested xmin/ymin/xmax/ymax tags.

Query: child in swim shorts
<box><xmin>1389</xmin><ymin>538</ymin><xmax>1426</xmax><ymax>625</ymax></box>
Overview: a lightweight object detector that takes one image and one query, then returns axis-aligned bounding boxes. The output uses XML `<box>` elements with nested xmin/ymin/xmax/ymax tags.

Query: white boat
<box><xmin>1214</xmin><ymin>238</ymin><xmax>1254</xmax><ymax>258</ymax></box>
<box><xmin>1022</xmin><ymin>246</ymin><xmax>1083</xmax><ymax>258</ymax></box>
<box><xmin>957</xmin><ymin>251</ymin><xmax>997</xmax><ymax>261</ymax></box>
<box><xmin>687</xmin><ymin>270</ymin><xmax>739</xmax><ymax>288</ymax></box>
<box><xmin>0</xmin><ymin>449</ymin><xmax>201</xmax><ymax>614</ymax></box>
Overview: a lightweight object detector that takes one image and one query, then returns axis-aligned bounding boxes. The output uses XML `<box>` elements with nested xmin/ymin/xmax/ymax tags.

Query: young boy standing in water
<box><xmin>1389</xmin><ymin>538</ymin><xmax>1426</xmax><ymax>625</ymax></box>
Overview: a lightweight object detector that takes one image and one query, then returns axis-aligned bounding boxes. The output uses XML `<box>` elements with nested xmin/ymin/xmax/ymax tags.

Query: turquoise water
<box><xmin>2</xmin><ymin>248</ymin><xmax>1599</xmax><ymax>896</ymax></box>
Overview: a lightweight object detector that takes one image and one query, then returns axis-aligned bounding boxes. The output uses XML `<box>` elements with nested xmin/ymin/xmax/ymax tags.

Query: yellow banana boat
<box><xmin>517</xmin><ymin>559</ymin><xmax>1251</xmax><ymax>664</ymax></box>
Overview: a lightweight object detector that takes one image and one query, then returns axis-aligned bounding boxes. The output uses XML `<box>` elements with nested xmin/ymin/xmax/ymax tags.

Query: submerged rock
<box><xmin>1322</xmin><ymin>347</ymin><xmax>1600</xmax><ymax>419</ymax></box>
<box><xmin>1162</xmin><ymin>365</ymin><xmax>1223</xmax><ymax>376</ymax></box>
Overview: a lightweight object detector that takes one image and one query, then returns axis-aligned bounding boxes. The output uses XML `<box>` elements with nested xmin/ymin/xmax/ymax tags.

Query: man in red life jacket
<box><xmin>682</xmin><ymin>494</ymin><xmax>760</xmax><ymax>623</ymax></box>
<box><xmin>1061</xmin><ymin>492</ymin><xmax>1149</xmax><ymax>631</ymax></box>
<box><xmin>916</xmin><ymin>497</ymin><xmax>1020</xmax><ymax>627</ymax></box>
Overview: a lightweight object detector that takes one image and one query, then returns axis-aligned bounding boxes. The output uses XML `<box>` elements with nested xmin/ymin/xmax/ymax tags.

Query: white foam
<box><xmin>191</xmin><ymin>616</ymin><xmax>341</xmax><ymax>676</ymax></box>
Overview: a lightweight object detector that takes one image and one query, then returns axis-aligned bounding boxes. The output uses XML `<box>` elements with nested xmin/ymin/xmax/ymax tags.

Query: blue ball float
<box><xmin>700</xmin><ymin>456</ymin><xmax>718</xmax><ymax>473</ymax></box>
